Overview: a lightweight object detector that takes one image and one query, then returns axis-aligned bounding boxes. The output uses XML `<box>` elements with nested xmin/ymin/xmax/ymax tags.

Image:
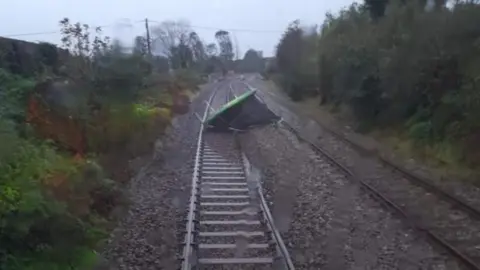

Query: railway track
<box><xmin>235</xmin><ymin>78</ymin><xmax>480</xmax><ymax>269</ymax></box>
<box><xmin>279</xmin><ymin>120</ymin><xmax>480</xmax><ymax>270</ymax></box>
<box><xmin>180</xmin><ymin>87</ymin><xmax>294</xmax><ymax>269</ymax></box>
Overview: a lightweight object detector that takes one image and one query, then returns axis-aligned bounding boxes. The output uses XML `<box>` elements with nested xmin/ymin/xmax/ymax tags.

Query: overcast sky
<box><xmin>0</xmin><ymin>0</ymin><xmax>356</xmax><ymax>57</ymax></box>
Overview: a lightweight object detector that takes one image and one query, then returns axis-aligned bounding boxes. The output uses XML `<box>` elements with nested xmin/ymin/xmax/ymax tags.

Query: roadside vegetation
<box><xmin>271</xmin><ymin>0</ymin><xmax>480</xmax><ymax>179</ymax></box>
<box><xmin>0</xmin><ymin>18</ymin><xmax>207</xmax><ymax>269</ymax></box>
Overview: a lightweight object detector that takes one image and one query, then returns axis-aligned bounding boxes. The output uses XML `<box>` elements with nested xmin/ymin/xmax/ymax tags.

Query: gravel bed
<box><xmin>198</xmin><ymin>264</ymin><xmax>274</xmax><ymax>270</ymax></box>
<box><xmin>239</xmin><ymin>124</ymin><xmax>464</xmax><ymax>270</ymax></box>
<box><xmin>198</xmin><ymin>247</ymin><xmax>273</xmax><ymax>259</ymax></box>
<box><xmin>256</xmin><ymin>88</ymin><xmax>480</xmax><ymax>267</ymax></box>
<box><xmin>97</xmin><ymin>83</ymin><xmax>218</xmax><ymax>269</ymax></box>
<box><xmin>196</xmin><ymin>130</ymin><xmax>278</xmax><ymax>269</ymax></box>
<box><xmin>197</xmin><ymin>234</ymin><xmax>268</xmax><ymax>245</ymax></box>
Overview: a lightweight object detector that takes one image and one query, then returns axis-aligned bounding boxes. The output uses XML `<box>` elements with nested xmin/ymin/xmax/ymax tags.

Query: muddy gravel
<box><xmin>97</xmin><ymin>83</ymin><xmax>218</xmax><ymax>270</ymax></box>
<box><xmin>239</xmin><ymin>124</ymin><xmax>463</xmax><ymax>270</ymax></box>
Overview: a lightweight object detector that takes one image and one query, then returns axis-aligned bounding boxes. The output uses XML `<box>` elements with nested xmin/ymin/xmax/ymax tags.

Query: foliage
<box><xmin>274</xmin><ymin>1</ymin><xmax>480</xmax><ymax>166</ymax></box>
<box><xmin>0</xmin><ymin>16</ymin><xmax>201</xmax><ymax>269</ymax></box>
<box><xmin>237</xmin><ymin>49</ymin><xmax>265</xmax><ymax>73</ymax></box>
<box><xmin>133</xmin><ymin>36</ymin><xmax>148</xmax><ymax>56</ymax></box>
<box><xmin>275</xmin><ymin>21</ymin><xmax>318</xmax><ymax>101</ymax></box>
<box><xmin>0</xmin><ymin>38</ymin><xmax>64</xmax><ymax>77</ymax></box>
<box><xmin>215</xmin><ymin>30</ymin><xmax>234</xmax><ymax>61</ymax></box>
<box><xmin>151</xmin><ymin>20</ymin><xmax>217</xmax><ymax>73</ymax></box>
<box><xmin>205</xmin><ymin>43</ymin><xmax>218</xmax><ymax>57</ymax></box>
<box><xmin>174</xmin><ymin>69</ymin><xmax>204</xmax><ymax>90</ymax></box>
<box><xmin>365</xmin><ymin>0</ymin><xmax>389</xmax><ymax>20</ymax></box>
<box><xmin>189</xmin><ymin>32</ymin><xmax>207</xmax><ymax>63</ymax></box>
<box><xmin>0</xmin><ymin>117</ymin><xmax>111</xmax><ymax>270</ymax></box>
<box><xmin>0</xmin><ymin>69</ymin><xmax>35</xmax><ymax>123</ymax></box>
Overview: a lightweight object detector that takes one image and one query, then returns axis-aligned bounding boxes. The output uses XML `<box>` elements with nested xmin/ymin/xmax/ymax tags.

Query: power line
<box><xmin>1</xmin><ymin>18</ymin><xmax>283</xmax><ymax>39</ymax></box>
<box><xmin>2</xmin><ymin>20</ymin><xmax>145</xmax><ymax>38</ymax></box>
<box><xmin>193</xmin><ymin>25</ymin><xmax>282</xmax><ymax>33</ymax></box>
<box><xmin>148</xmin><ymin>19</ymin><xmax>283</xmax><ymax>33</ymax></box>
<box><xmin>4</xmin><ymin>30</ymin><xmax>59</xmax><ymax>38</ymax></box>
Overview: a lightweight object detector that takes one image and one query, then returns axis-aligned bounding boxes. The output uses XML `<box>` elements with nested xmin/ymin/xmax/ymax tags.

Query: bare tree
<box><xmin>133</xmin><ymin>36</ymin><xmax>147</xmax><ymax>56</ymax></box>
<box><xmin>59</xmin><ymin>18</ymin><xmax>110</xmax><ymax>81</ymax></box>
<box><xmin>151</xmin><ymin>20</ymin><xmax>191</xmax><ymax>58</ymax></box>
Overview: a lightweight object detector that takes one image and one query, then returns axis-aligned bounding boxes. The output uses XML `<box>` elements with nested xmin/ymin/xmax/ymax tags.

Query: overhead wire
<box><xmin>1</xmin><ymin>18</ymin><xmax>283</xmax><ymax>51</ymax></box>
<box><xmin>148</xmin><ymin>19</ymin><xmax>283</xmax><ymax>33</ymax></box>
<box><xmin>2</xmin><ymin>20</ymin><xmax>146</xmax><ymax>38</ymax></box>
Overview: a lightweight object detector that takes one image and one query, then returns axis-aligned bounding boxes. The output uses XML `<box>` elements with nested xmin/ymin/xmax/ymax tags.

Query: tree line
<box><xmin>272</xmin><ymin>0</ymin><xmax>480</xmax><ymax>168</ymax></box>
<box><xmin>136</xmin><ymin>19</ymin><xmax>264</xmax><ymax>74</ymax></box>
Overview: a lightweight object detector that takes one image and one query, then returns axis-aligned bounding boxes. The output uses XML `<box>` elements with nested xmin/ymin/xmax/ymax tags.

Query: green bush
<box><xmin>274</xmin><ymin>1</ymin><xmax>480</xmax><ymax>166</ymax></box>
<box><xmin>0</xmin><ymin>69</ymin><xmax>35</xmax><ymax>123</ymax></box>
<box><xmin>0</xmin><ymin>68</ymin><xmax>123</xmax><ymax>269</ymax></box>
<box><xmin>0</xmin><ymin>124</ymin><xmax>105</xmax><ymax>269</ymax></box>
<box><xmin>0</xmin><ymin>16</ymin><xmax>202</xmax><ymax>269</ymax></box>
<box><xmin>174</xmin><ymin>69</ymin><xmax>205</xmax><ymax>90</ymax></box>
<box><xmin>408</xmin><ymin>121</ymin><xmax>432</xmax><ymax>143</ymax></box>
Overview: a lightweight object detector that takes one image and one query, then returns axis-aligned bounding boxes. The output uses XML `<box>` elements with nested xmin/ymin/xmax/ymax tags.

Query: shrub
<box><xmin>0</xmin><ymin>127</ymin><xmax>108</xmax><ymax>269</ymax></box>
<box><xmin>408</xmin><ymin>121</ymin><xmax>432</xmax><ymax>143</ymax></box>
<box><xmin>174</xmin><ymin>69</ymin><xmax>204</xmax><ymax>91</ymax></box>
<box><xmin>0</xmin><ymin>69</ymin><xmax>35</xmax><ymax>123</ymax></box>
<box><xmin>0</xmin><ymin>16</ymin><xmax>201</xmax><ymax>269</ymax></box>
<box><xmin>274</xmin><ymin>1</ymin><xmax>480</xmax><ymax>166</ymax></box>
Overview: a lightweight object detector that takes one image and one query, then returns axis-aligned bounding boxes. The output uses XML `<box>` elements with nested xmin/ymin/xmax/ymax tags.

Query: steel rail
<box><xmin>279</xmin><ymin>121</ymin><xmax>480</xmax><ymax>270</ymax></box>
<box><xmin>249</xmin><ymin>81</ymin><xmax>480</xmax><ymax>221</ymax></box>
<box><xmin>230</xmin><ymin>80</ymin><xmax>295</xmax><ymax>269</ymax></box>
<box><xmin>181</xmin><ymin>80</ymin><xmax>295</xmax><ymax>269</ymax></box>
<box><xmin>181</xmin><ymin>85</ymin><xmax>220</xmax><ymax>270</ymax></box>
<box><xmin>234</xmin><ymin>77</ymin><xmax>480</xmax><ymax>269</ymax></box>
<box><xmin>239</xmin><ymin>151</ymin><xmax>295</xmax><ymax>270</ymax></box>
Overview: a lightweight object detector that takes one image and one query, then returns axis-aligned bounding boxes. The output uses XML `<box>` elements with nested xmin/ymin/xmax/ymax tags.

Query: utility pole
<box><xmin>145</xmin><ymin>18</ymin><xmax>152</xmax><ymax>57</ymax></box>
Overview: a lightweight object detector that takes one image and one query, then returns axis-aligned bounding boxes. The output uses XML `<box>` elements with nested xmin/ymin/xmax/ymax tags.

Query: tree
<box><xmin>170</xmin><ymin>42</ymin><xmax>193</xmax><ymax>69</ymax></box>
<box><xmin>364</xmin><ymin>0</ymin><xmax>389</xmax><ymax>21</ymax></box>
<box><xmin>215</xmin><ymin>30</ymin><xmax>234</xmax><ymax>61</ymax></box>
<box><xmin>202</xmin><ymin>43</ymin><xmax>220</xmax><ymax>74</ymax></box>
<box><xmin>188</xmin><ymin>32</ymin><xmax>206</xmax><ymax>62</ymax></box>
<box><xmin>59</xmin><ymin>17</ymin><xmax>109</xmax><ymax>81</ymax></box>
<box><xmin>133</xmin><ymin>35</ymin><xmax>147</xmax><ymax>56</ymax></box>
<box><xmin>152</xmin><ymin>20</ymin><xmax>199</xmax><ymax>70</ymax></box>
<box><xmin>276</xmin><ymin>20</ymin><xmax>303</xmax><ymax>78</ymax></box>
<box><xmin>275</xmin><ymin>20</ymin><xmax>318</xmax><ymax>100</ymax></box>
<box><xmin>151</xmin><ymin>55</ymin><xmax>169</xmax><ymax>73</ymax></box>
<box><xmin>239</xmin><ymin>49</ymin><xmax>264</xmax><ymax>73</ymax></box>
<box><xmin>35</xmin><ymin>42</ymin><xmax>60</xmax><ymax>73</ymax></box>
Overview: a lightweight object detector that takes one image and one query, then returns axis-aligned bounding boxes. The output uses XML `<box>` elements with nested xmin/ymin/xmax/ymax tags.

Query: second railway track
<box><xmin>279</xmin><ymin>120</ymin><xmax>480</xmax><ymax>270</ymax></box>
<box><xmin>240</xmin><ymin>80</ymin><xmax>480</xmax><ymax>269</ymax></box>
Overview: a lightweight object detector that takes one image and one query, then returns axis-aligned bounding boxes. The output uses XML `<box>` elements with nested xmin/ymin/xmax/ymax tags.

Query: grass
<box><xmin>370</xmin><ymin>128</ymin><xmax>478</xmax><ymax>183</ymax></box>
